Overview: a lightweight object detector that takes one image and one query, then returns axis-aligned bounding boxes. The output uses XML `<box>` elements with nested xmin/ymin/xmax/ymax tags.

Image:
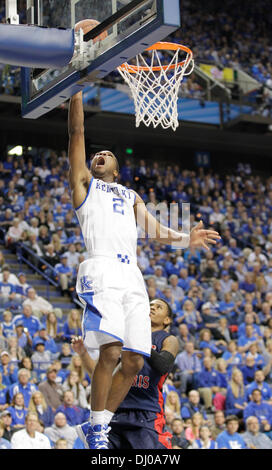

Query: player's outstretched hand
<box><xmin>190</xmin><ymin>220</ymin><xmax>221</xmax><ymax>250</ymax></box>
<box><xmin>71</xmin><ymin>336</ymin><xmax>87</xmax><ymax>356</ymax></box>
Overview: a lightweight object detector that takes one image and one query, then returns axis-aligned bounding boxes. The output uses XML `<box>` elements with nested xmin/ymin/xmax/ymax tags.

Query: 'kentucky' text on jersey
<box><xmin>75</xmin><ymin>177</ymin><xmax>137</xmax><ymax>261</ymax></box>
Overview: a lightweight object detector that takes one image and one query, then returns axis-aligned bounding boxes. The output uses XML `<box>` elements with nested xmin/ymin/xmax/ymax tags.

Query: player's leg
<box><xmin>77</xmin><ymin>341</ymin><xmax>123</xmax><ymax>450</ymax></box>
<box><xmin>122</xmin><ymin>411</ymin><xmax>172</xmax><ymax>450</ymax></box>
<box><xmin>76</xmin><ymin>258</ymin><xmax>126</xmax><ymax>448</ymax></box>
<box><xmin>108</xmin><ymin>412</ymin><xmax>133</xmax><ymax>450</ymax></box>
<box><xmin>91</xmin><ymin>341</ymin><xmax>122</xmax><ymax>413</ymax></box>
<box><xmin>105</xmin><ymin>350</ymin><xmax>144</xmax><ymax>413</ymax></box>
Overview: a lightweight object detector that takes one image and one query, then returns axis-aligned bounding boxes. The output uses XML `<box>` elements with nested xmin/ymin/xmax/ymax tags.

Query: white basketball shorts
<box><xmin>76</xmin><ymin>255</ymin><xmax>151</xmax><ymax>357</ymax></box>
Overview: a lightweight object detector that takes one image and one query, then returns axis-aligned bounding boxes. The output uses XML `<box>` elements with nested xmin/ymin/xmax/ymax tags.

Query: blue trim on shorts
<box><xmin>122</xmin><ymin>347</ymin><xmax>151</xmax><ymax>358</ymax></box>
<box><xmin>75</xmin><ymin>177</ymin><xmax>93</xmax><ymax>211</ymax></box>
<box><xmin>79</xmin><ymin>292</ymin><xmax>102</xmax><ymax>333</ymax></box>
<box><xmin>79</xmin><ymin>293</ymin><xmax>124</xmax><ymax>345</ymax></box>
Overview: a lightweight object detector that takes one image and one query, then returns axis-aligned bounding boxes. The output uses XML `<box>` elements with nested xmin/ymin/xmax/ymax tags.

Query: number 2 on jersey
<box><xmin>113</xmin><ymin>198</ymin><xmax>125</xmax><ymax>215</ymax></box>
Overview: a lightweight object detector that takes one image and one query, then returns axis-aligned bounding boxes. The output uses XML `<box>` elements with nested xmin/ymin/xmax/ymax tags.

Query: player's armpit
<box><xmin>69</xmin><ymin>171</ymin><xmax>92</xmax><ymax>209</ymax></box>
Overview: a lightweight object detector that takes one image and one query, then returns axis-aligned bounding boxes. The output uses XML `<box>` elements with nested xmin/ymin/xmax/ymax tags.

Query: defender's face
<box><xmin>91</xmin><ymin>151</ymin><xmax>118</xmax><ymax>180</ymax></box>
<box><xmin>149</xmin><ymin>299</ymin><xmax>170</xmax><ymax>328</ymax></box>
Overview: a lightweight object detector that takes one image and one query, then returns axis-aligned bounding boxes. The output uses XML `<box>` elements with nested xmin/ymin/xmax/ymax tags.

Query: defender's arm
<box><xmin>146</xmin><ymin>335</ymin><xmax>179</xmax><ymax>375</ymax></box>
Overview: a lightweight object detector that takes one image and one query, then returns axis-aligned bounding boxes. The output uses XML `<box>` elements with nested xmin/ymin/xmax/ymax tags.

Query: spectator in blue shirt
<box><xmin>13</xmin><ymin>304</ymin><xmax>41</xmax><ymax>338</ymax></box>
<box><xmin>0</xmin><ymin>371</ymin><xmax>8</xmax><ymax>412</ymax></box>
<box><xmin>246</xmin><ymin>370</ymin><xmax>272</xmax><ymax>403</ymax></box>
<box><xmin>9</xmin><ymin>368</ymin><xmax>37</xmax><ymax>408</ymax></box>
<box><xmin>237</xmin><ymin>325</ymin><xmax>260</xmax><ymax>354</ymax></box>
<box><xmin>14</xmin><ymin>323</ymin><xmax>33</xmax><ymax>354</ymax></box>
<box><xmin>244</xmin><ymin>389</ymin><xmax>272</xmax><ymax>432</ymax></box>
<box><xmin>238</xmin><ymin>313</ymin><xmax>262</xmax><ymax>339</ymax></box>
<box><xmin>33</xmin><ymin>327</ymin><xmax>59</xmax><ymax>357</ymax></box>
<box><xmin>62</xmin><ymin>310</ymin><xmax>82</xmax><ymax>343</ymax></box>
<box><xmin>196</xmin><ymin>357</ymin><xmax>221</xmax><ymax>410</ymax></box>
<box><xmin>225</xmin><ymin>368</ymin><xmax>248</xmax><ymax>417</ymax></box>
<box><xmin>120</xmin><ymin>159</ymin><xmax>134</xmax><ymax>183</ymax></box>
<box><xmin>239</xmin><ymin>272</ymin><xmax>256</xmax><ymax>294</ymax></box>
<box><xmin>219</xmin><ymin>292</ymin><xmax>236</xmax><ymax>321</ymax></box>
<box><xmin>0</xmin><ymin>351</ymin><xmax>18</xmax><ymax>387</ymax></box>
<box><xmin>177</xmin><ymin>268</ymin><xmax>191</xmax><ymax>292</ymax></box>
<box><xmin>176</xmin><ymin>299</ymin><xmax>203</xmax><ymax>333</ymax></box>
<box><xmin>0</xmin><ymin>275</ymin><xmax>16</xmax><ymax>308</ymax></box>
<box><xmin>165</xmin><ymin>256</ymin><xmax>184</xmax><ymax>278</ymax></box>
<box><xmin>216</xmin><ymin>415</ymin><xmax>247</xmax><ymax>449</ymax></box>
<box><xmin>55</xmin><ymin>390</ymin><xmax>87</xmax><ymax>426</ymax></box>
<box><xmin>1</xmin><ymin>310</ymin><xmax>15</xmax><ymax>339</ymax></box>
<box><xmin>222</xmin><ymin>341</ymin><xmax>243</xmax><ymax>373</ymax></box>
<box><xmin>7</xmin><ymin>392</ymin><xmax>28</xmax><ymax>429</ymax></box>
<box><xmin>15</xmin><ymin>272</ymin><xmax>32</xmax><ymax>297</ymax></box>
<box><xmin>245</xmin><ymin>342</ymin><xmax>266</xmax><ymax>370</ymax></box>
<box><xmin>180</xmin><ymin>389</ymin><xmax>208</xmax><ymax>422</ymax></box>
<box><xmin>199</xmin><ymin>328</ymin><xmax>226</xmax><ymax>358</ymax></box>
<box><xmin>174</xmin><ymin>342</ymin><xmax>201</xmax><ymax>396</ymax></box>
<box><xmin>215</xmin><ymin>358</ymin><xmax>229</xmax><ymax>390</ymax></box>
<box><xmin>239</xmin><ymin>355</ymin><xmax>261</xmax><ymax>385</ymax></box>
<box><xmin>54</xmin><ymin>254</ymin><xmax>74</xmax><ymax>295</ymax></box>
<box><xmin>192</xmin><ymin>425</ymin><xmax>218</xmax><ymax>449</ymax></box>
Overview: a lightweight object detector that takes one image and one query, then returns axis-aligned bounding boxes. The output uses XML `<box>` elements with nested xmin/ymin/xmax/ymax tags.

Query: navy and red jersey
<box><xmin>119</xmin><ymin>329</ymin><xmax>170</xmax><ymax>413</ymax></box>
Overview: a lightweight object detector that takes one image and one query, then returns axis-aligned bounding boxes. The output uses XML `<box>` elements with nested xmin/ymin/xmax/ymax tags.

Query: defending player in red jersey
<box><xmin>72</xmin><ymin>298</ymin><xmax>179</xmax><ymax>449</ymax></box>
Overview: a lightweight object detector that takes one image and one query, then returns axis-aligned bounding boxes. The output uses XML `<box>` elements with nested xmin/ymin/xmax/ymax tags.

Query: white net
<box><xmin>118</xmin><ymin>44</ymin><xmax>194</xmax><ymax>131</ymax></box>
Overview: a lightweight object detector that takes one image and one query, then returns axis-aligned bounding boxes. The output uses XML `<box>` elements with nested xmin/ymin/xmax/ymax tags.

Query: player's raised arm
<box><xmin>133</xmin><ymin>192</ymin><xmax>221</xmax><ymax>250</ymax></box>
<box><xmin>68</xmin><ymin>91</ymin><xmax>92</xmax><ymax>208</ymax></box>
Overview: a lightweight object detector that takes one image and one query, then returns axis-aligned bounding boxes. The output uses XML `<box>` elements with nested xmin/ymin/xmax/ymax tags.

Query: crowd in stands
<box><xmin>0</xmin><ymin>0</ymin><xmax>271</xmax><ymax>117</ymax></box>
<box><xmin>0</xmin><ymin>147</ymin><xmax>271</xmax><ymax>449</ymax></box>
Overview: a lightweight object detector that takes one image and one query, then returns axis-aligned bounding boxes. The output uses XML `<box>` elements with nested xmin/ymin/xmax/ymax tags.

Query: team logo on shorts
<box><xmin>80</xmin><ymin>276</ymin><xmax>93</xmax><ymax>293</ymax></box>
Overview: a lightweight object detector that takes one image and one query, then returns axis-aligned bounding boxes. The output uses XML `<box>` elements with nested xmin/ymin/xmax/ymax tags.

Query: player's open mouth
<box><xmin>96</xmin><ymin>156</ymin><xmax>105</xmax><ymax>167</ymax></box>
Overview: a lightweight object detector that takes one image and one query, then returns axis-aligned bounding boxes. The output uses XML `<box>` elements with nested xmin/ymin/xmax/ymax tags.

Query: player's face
<box><xmin>91</xmin><ymin>150</ymin><xmax>118</xmax><ymax>181</ymax></box>
<box><xmin>149</xmin><ymin>299</ymin><xmax>171</xmax><ymax>328</ymax></box>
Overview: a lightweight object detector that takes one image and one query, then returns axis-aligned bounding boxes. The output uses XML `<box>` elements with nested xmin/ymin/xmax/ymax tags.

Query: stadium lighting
<box><xmin>8</xmin><ymin>145</ymin><xmax>23</xmax><ymax>156</ymax></box>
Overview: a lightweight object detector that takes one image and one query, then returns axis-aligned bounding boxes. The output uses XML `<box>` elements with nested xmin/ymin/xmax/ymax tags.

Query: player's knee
<box><xmin>122</xmin><ymin>352</ymin><xmax>144</xmax><ymax>376</ymax></box>
<box><xmin>99</xmin><ymin>343</ymin><xmax>122</xmax><ymax>368</ymax></box>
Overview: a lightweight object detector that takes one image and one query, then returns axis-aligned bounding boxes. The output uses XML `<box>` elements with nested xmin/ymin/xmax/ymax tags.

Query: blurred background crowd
<box><xmin>0</xmin><ymin>0</ymin><xmax>271</xmax><ymax>452</ymax></box>
<box><xmin>0</xmin><ymin>147</ymin><xmax>271</xmax><ymax>449</ymax></box>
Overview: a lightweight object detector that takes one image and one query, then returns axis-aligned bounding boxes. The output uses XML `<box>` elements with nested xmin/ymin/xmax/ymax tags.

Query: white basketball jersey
<box><xmin>75</xmin><ymin>177</ymin><xmax>138</xmax><ymax>260</ymax></box>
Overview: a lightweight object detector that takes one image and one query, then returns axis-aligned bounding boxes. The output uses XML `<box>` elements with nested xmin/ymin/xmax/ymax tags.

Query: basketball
<box><xmin>74</xmin><ymin>19</ymin><xmax>108</xmax><ymax>44</ymax></box>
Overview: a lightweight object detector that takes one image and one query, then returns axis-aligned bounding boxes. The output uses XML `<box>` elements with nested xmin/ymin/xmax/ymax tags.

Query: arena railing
<box><xmin>16</xmin><ymin>241</ymin><xmax>59</xmax><ymax>290</ymax></box>
<box><xmin>16</xmin><ymin>241</ymin><xmax>83</xmax><ymax>310</ymax></box>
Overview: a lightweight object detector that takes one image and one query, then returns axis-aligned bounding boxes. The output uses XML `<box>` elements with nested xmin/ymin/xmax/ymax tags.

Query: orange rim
<box><xmin>118</xmin><ymin>42</ymin><xmax>193</xmax><ymax>73</ymax></box>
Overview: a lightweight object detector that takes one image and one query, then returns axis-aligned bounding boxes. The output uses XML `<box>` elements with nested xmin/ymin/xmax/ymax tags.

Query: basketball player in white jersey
<box><xmin>68</xmin><ymin>91</ymin><xmax>221</xmax><ymax>448</ymax></box>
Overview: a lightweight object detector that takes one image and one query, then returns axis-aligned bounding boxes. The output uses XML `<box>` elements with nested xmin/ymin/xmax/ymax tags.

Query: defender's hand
<box><xmin>71</xmin><ymin>336</ymin><xmax>87</xmax><ymax>356</ymax></box>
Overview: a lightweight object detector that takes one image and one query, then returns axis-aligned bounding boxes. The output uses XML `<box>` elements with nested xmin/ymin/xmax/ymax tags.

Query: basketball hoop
<box><xmin>118</xmin><ymin>42</ymin><xmax>194</xmax><ymax>131</ymax></box>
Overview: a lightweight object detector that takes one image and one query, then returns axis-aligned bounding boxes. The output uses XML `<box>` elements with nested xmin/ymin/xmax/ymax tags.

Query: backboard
<box><xmin>21</xmin><ymin>0</ymin><xmax>181</xmax><ymax>119</ymax></box>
